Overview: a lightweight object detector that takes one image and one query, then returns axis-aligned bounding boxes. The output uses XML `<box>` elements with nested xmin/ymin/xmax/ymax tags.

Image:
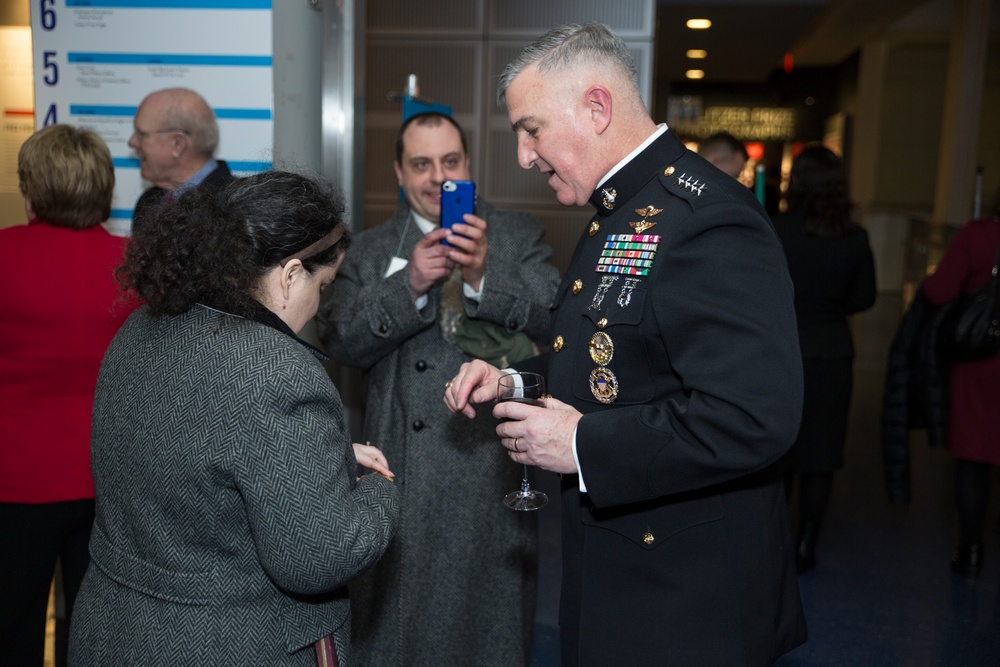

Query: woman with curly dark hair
<box><xmin>69</xmin><ymin>171</ymin><xmax>400</xmax><ymax>665</ymax></box>
<box><xmin>773</xmin><ymin>145</ymin><xmax>877</xmax><ymax>573</ymax></box>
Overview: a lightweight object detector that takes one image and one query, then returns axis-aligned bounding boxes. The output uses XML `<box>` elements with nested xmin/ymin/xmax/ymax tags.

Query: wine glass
<box><xmin>497</xmin><ymin>372</ymin><xmax>548</xmax><ymax>511</ymax></box>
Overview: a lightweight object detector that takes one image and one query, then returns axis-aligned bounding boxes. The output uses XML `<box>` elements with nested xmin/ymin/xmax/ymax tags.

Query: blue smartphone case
<box><xmin>440</xmin><ymin>180</ymin><xmax>476</xmax><ymax>234</ymax></box>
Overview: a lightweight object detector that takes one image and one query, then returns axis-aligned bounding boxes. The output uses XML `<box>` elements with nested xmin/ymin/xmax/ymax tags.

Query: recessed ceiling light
<box><xmin>685</xmin><ymin>69</ymin><xmax>705</xmax><ymax>80</ymax></box>
<box><xmin>686</xmin><ymin>49</ymin><xmax>707</xmax><ymax>59</ymax></box>
<box><xmin>686</xmin><ymin>18</ymin><xmax>711</xmax><ymax>30</ymax></box>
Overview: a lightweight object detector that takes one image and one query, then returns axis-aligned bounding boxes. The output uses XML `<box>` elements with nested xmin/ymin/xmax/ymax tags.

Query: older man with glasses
<box><xmin>128</xmin><ymin>87</ymin><xmax>232</xmax><ymax>232</ymax></box>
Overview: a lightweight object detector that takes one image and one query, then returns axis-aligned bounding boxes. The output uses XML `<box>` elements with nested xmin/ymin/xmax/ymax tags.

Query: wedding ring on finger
<box><xmin>513</xmin><ymin>437</ymin><xmax>521</xmax><ymax>453</ymax></box>
<box><xmin>444</xmin><ymin>380</ymin><xmax>453</xmax><ymax>389</ymax></box>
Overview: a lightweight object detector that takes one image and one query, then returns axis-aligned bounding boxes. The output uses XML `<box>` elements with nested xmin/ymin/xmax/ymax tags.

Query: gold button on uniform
<box><xmin>597</xmin><ymin>317</ymin><xmax>607</xmax><ymax>329</ymax></box>
<box><xmin>643</xmin><ymin>531</ymin><xmax>654</xmax><ymax>545</ymax></box>
<box><xmin>589</xmin><ymin>220</ymin><xmax>600</xmax><ymax>236</ymax></box>
<box><xmin>664</xmin><ymin>166</ymin><xmax>675</xmax><ymax>176</ymax></box>
<box><xmin>553</xmin><ymin>335</ymin><xmax>564</xmax><ymax>352</ymax></box>
<box><xmin>572</xmin><ymin>279</ymin><xmax>583</xmax><ymax>295</ymax></box>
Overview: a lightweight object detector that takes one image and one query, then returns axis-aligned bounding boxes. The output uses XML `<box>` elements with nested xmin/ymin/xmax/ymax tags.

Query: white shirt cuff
<box><xmin>463</xmin><ymin>275</ymin><xmax>484</xmax><ymax>301</ymax></box>
<box><xmin>571</xmin><ymin>426</ymin><xmax>586</xmax><ymax>492</ymax></box>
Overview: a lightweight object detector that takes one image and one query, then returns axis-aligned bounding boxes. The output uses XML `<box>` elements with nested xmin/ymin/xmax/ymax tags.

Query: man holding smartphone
<box><xmin>317</xmin><ymin>112</ymin><xmax>560</xmax><ymax>666</ymax></box>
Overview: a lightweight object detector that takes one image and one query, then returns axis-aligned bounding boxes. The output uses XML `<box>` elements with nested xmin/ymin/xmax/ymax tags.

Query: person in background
<box><xmin>68</xmin><ymin>172</ymin><xmax>399</xmax><ymax>666</ymax></box>
<box><xmin>128</xmin><ymin>87</ymin><xmax>233</xmax><ymax>231</ymax></box>
<box><xmin>697</xmin><ymin>130</ymin><xmax>749</xmax><ymax>181</ymax></box>
<box><xmin>446</xmin><ymin>23</ymin><xmax>806</xmax><ymax>665</ymax></box>
<box><xmin>922</xmin><ymin>185</ymin><xmax>1000</xmax><ymax>578</ymax></box>
<box><xmin>316</xmin><ymin>112</ymin><xmax>560</xmax><ymax>666</ymax></box>
<box><xmin>772</xmin><ymin>145</ymin><xmax>877</xmax><ymax>573</ymax></box>
<box><xmin>0</xmin><ymin>124</ymin><xmax>136</xmax><ymax>666</ymax></box>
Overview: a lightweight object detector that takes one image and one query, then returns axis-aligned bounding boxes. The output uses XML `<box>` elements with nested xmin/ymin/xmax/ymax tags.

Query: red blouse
<box><xmin>0</xmin><ymin>220</ymin><xmax>136</xmax><ymax>502</ymax></box>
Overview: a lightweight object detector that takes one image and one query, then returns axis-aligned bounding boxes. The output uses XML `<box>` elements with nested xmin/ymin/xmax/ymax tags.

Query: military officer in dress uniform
<box><xmin>445</xmin><ymin>23</ymin><xmax>807</xmax><ymax>666</ymax></box>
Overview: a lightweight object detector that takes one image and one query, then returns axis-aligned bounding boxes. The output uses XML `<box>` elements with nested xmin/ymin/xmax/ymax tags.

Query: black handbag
<box><xmin>936</xmin><ymin>233</ymin><xmax>1000</xmax><ymax>362</ymax></box>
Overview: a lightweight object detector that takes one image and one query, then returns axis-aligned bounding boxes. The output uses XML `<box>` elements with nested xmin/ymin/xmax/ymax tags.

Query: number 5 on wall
<box><xmin>43</xmin><ymin>51</ymin><xmax>58</xmax><ymax>86</ymax></box>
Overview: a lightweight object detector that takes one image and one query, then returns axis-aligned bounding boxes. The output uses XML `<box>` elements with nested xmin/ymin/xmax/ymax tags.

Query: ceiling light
<box><xmin>686</xmin><ymin>18</ymin><xmax>711</xmax><ymax>30</ymax></box>
<box><xmin>686</xmin><ymin>49</ymin><xmax>707</xmax><ymax>59</ymax></box>
<box><xmin>685</xmin><ymin>69</ymin><xmax>705</xmax><ymax>80</ymax></box>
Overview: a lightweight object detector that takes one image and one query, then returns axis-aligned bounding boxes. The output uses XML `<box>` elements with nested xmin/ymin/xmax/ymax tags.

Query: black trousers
<box><xmin>0</xmin><ymin>500</ymin><xmax>94</xmax><ymax>667</ymax></box>
<box><xmin>954</xmin><ymin>459</ymin><xmax>991</xmax><ymax>545</ymax></box>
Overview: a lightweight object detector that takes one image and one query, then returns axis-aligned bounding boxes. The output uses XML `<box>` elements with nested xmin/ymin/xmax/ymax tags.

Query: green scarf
<box><xmin>454</xmin><ymin>316</ymin><xmax>537</xmax><ymax>367</ymax></box>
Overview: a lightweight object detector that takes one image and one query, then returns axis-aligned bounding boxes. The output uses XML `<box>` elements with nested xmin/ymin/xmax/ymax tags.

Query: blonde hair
<box><xmin>18</xmin><ymin>124</ymin><xmax>114</xmax><ymax>229</ymax></box>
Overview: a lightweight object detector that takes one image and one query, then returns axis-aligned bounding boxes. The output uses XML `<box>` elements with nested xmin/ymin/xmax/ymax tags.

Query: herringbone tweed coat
<box><xmin>68</xmin><ymin>305</ymin><xmax>399</xmax><ymax>666</ymax></box>
<box><xmin>317</xmin><ymin>201</ymin><xmax>560</xmax><ymax>666</ymax></box>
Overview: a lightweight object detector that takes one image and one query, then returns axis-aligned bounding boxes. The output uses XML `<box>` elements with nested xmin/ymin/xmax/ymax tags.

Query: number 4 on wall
<box><xmin>42</xmin><ymin>104</ymin><xmax>57</xmax><ymax>126</ymax></box>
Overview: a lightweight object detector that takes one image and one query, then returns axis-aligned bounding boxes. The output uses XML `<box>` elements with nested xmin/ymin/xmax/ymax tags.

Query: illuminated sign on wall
<box><xmin>668</xmin><ymin>97</ymin><xmax>796</xmax><ymax>141</ymax></box>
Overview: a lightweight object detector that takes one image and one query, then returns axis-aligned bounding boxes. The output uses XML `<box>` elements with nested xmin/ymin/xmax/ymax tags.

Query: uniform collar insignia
<box><xmin>601</xmin><ymin>188</ymin><xmax>617</xmax><ymax>210</ymax></box>
<box><xmin>587</xmin><ymin>131</ymin><xmax>685</xmax><ymax>217</ymax></box>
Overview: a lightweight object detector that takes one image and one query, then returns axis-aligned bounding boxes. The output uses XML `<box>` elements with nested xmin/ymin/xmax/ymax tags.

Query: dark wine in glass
<box><xmin>497</xmin><ymin>372</ymin><xmax>548</xmax><ymax>511</ymax></box>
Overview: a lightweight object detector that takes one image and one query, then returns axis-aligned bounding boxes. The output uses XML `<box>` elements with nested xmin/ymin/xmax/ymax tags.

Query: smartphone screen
<box><xmin>440</xmin><ymin>180</ymin><xmax>475</xmax><ymax>244</ymax></box>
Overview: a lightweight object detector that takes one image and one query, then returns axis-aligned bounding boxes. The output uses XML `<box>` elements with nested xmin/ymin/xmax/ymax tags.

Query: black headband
<box><xmin>279</xmin><ymin>225</ymin><xmax>346</xmax><ymax>267</ymax></box>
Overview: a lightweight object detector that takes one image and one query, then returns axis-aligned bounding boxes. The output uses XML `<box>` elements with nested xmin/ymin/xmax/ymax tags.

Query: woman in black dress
<box><xmin>774</xmin><ymin>145</ymin><xmax>877</xmax><ymax>572</ymax></box>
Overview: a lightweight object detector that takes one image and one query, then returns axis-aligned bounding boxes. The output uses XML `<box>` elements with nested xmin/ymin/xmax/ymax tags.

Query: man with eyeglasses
<box><xmin>129</xmin><ymin>88</ymin><xmax>232</xmax><ymax>233</ymax></box>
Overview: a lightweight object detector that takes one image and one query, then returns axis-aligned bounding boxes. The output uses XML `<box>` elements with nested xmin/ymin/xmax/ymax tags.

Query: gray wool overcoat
<box><xmin>317</xmin><ymin>201</ymin><xmax>560</xmax><ymax>666</ymax></box>
<box><xmin>68</xmin><ymin>306</ymin><xmax>399</xmax><ymax>666</ymax></box>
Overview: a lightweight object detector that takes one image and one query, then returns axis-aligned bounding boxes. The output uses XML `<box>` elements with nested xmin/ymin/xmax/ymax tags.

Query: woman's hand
<box><xmin>353</xmin><ymin>442</ymin><xmax>394</xmax><ymax>480</ymax></box>
<box><xmin>443</xmin><ymin>359</ymin><xmax>505</xmax><ymax>418</ymax></box>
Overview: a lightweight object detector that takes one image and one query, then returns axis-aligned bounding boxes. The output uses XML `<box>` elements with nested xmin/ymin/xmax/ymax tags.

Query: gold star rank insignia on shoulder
<box><xmin>630</xmin><ymin>205</ymin><xmax>663</xmax><ymax>234</ymax></box>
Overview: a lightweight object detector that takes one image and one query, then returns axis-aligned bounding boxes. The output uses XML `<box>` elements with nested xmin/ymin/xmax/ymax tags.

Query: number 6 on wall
<box><xmin>40</xmin><ymin>0</ymin><xmax>57</xmax><ymax>30</ymax></box>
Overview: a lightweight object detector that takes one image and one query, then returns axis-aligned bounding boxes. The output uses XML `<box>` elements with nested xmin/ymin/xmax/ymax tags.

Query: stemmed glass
<box><xmin>497</xmin><ymin>372</ymin><xmax>548</xmax><ymax>511</ymax></box>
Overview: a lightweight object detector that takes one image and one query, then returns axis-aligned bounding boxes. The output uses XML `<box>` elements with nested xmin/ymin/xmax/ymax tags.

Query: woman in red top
<box><xmin>922</xmin><ymin>186</ymin><xmax>1000</xmax><ymax>578</ymax></box>
<box><xmin>0</xmin><ymin>124</ymin><xmax>136</xmax><ymax>664</ymax></box>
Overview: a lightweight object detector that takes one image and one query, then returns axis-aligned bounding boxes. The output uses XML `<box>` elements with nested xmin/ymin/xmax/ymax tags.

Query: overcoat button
<box><xmin>412</xmin><ymin>420</ymin><xmax>424</xmax><ymax>432</ymax></box>
<box><xmin>664</xmin><ymin>166</ymin><xmax>675</xmax><ymax>176</ymax></box>
<box><xmin>415</xmin><ymin>361</ymin><xmax>427</xmax><ymax>372</ymax></box>
<box><xmin>553</xmin><ymin>335</ymin><xmax>564</xmax><ymax>352</ymax></box>
<box><xmin>572</xmin><ymin>279</ymin><xmax>583</xmax><ymax>295</ymax></box>
<box><xmin>643</xmin><ymin>531</ymin><xmax>654</xmax><ymax>545</ymax></box>
<box><xmin>379</xmin><ymin>323</ymin><xmax>388</xmax><ymax>333</ymax></box>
